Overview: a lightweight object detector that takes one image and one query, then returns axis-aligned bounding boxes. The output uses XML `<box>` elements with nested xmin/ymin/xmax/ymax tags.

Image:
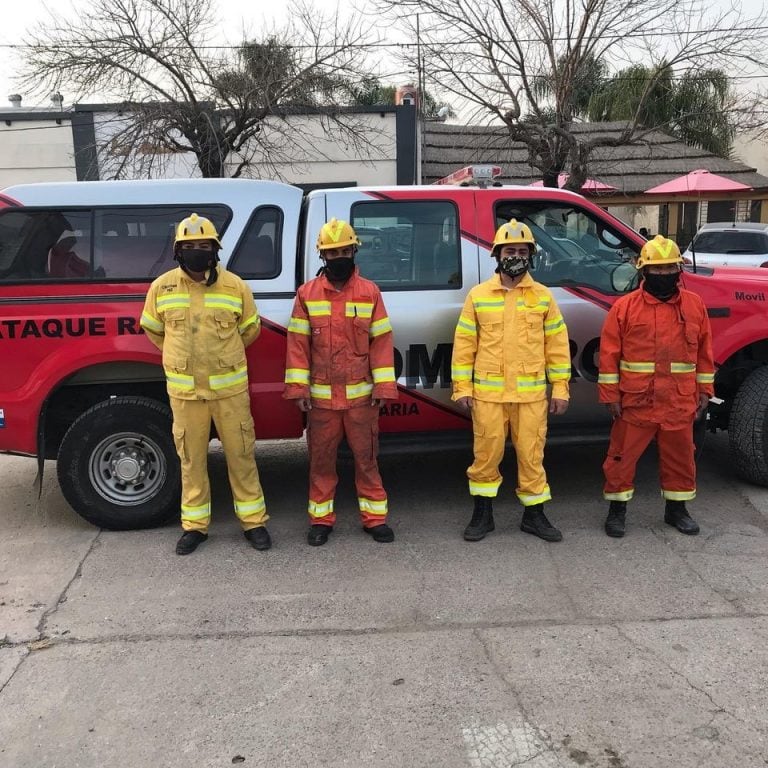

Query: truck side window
<box><xmin>351</xmin><ymin>200</ymin><xmax>461</xmax><ymax>290</ymax></box>
<box><xmin>94</xmin><ymin>206</ymin><xmax>230</xmax><ymax>280</ymax></box>
<box><xmin>0</xmin><ymin>209</ymin><xmax>92</xmax><ymax>281</ymax></box>
<box><xmin>494</xmin><ymin>201</ymin><xmax>640</xmax><ymax>294</ymax></box>
<box><xmin>228</xmin><ymin>206</ymin><xmax>282</xmax><ymax>279</ymax></box>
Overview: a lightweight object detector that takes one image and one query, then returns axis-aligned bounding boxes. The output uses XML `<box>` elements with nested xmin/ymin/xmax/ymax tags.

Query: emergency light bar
<box><xmin>433</xmin><ymin>165</ymin><xmax>502</xmax><ymax>187</ymax></box>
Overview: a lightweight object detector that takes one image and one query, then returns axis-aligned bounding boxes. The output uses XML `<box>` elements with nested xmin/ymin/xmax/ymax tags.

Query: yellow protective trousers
<box><xmin>467</xmin><ymin>398</ymin><xmax>551</xmax><ymax>506</ymax></box>
<box><xmin>170</xmin><ymin>392</ymin><xmax>268</xmax><ymax>533</ymax></box>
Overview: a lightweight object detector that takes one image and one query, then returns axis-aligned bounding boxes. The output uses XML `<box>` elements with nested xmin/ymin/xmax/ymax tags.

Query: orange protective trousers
<box><xmin>306</xmin><ymin>405</ymin><xmax>388</xmax><ymax>528</ymax></box>
<box><xmin>603</xmin><ymin>415</ymin><xmax>696</xmax><ymax>501</ymax></box>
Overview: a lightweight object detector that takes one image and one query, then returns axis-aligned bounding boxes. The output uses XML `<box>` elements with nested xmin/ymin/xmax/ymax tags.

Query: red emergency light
<box><xmin>433</xmin><ymin>165</ymin><xmax>502</xmax><ymax>186</ymax></box>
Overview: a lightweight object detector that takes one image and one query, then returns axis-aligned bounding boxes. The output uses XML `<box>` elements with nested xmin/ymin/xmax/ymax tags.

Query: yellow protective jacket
<box><xmin>451</xmin><ymin>272</ymin><xmax>571</xmax><ymax>403</ymax></box>
<box><xmin>140</xmin><ymin>266</ymin><xmax>261</xmax><ymax>400</ymax></box>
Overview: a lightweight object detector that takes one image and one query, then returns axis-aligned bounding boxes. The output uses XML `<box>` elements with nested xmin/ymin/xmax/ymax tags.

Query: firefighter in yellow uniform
<box><xmin>452</xmin><ymin>220</ymin><xmax>571</xmax><ymax>542</ymax></box>
<box><xmin>140</xmin><ymin>214</ymin><xmax>271</xmax><ymax>555</ymax></box>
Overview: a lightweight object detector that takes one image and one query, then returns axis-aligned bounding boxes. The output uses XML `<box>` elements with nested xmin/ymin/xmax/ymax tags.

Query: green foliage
<box><xmin>532</xmin><ymin>54</ymin><xmax>609</xmax><ymax>121</ymax></box>
<box><xmin>346</xmin><ymin>76</ymin><xmax>454</xmax><ymax>118</ymax></box>
<box><xmin>587</xmin><ymin>64</ymin><xmax>734</xmax><ymax>156</ymax></box>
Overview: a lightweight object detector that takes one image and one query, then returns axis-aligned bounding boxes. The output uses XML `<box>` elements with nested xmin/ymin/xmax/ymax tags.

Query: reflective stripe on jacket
<box><xmin>597</xmin><ymin>286</ymin><xmax>715</xmax><ymax>428</ymax></box>
<box><xmin>451</xmin><ymin>272</ymin><xmax>571</xmax><ymax>403</ymax></box>
<box><xmin>283</xmin><ymin>269</ymin><xmax>397</xmax><ymax>409</ymax></box>
<box><xmin>140</xmin><ymin>267</ymin><xmax>261</xmax><ymax>400</ymax></box>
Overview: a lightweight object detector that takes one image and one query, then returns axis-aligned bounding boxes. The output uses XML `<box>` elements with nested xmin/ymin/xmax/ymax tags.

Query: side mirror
<box><xmin>610</xmin><ymin>263</ymin><xmax>638</xmax><ymax>293</ymax></box>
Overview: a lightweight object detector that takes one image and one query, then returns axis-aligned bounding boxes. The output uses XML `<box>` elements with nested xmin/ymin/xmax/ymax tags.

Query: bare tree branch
<box><xmin>378</xmin><ymin>0</ymin><xmax>768</xmax><ymax>189</ymax></box>
<box><xmin>19</xmin><ymin>0</ymin><xmax>384</xmax><ymax>179</ymax></box>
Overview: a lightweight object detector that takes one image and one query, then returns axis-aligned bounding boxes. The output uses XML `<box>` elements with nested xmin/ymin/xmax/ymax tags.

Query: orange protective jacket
<box><xmin>283</xmin><ymin>269</ymin><xmax>398</xmax><ymax>409</ymax></box>
<box><xmin>597</xmin><ymin>286</ymin><xmax>715</xmax><ymax>429</ymax></box>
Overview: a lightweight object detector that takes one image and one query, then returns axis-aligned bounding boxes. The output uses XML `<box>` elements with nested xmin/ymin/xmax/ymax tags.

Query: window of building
<box><xmin>351</xmin><ymin>200</ymin><xmax>461</xmax><ymax>290</ymax></box>
<box><xmin>494</xmin><ymin>201</ymin><xmax>640</xmax><ymax>294</ymax></box>
<box><xmin>228</xmin><ymin>207</ymin><xmax>282</xmax><ymax>279</ymax></box>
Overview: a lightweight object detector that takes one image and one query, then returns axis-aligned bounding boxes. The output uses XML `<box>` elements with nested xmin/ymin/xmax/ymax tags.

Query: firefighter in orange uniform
<box><xmin>452</xmin><ymin>220</ymin><xmax>571</xmax><ymax>542</ymax></box>
<box><xmin>598</xmin><ymin>235</ymin><xmax>715</xmax><ymax>537</ymax></box>
<box><xmin>141</xmin><ymin>214</ymin><xmax>271</xmax><ymax>555</ymax></box>
<box><xmin>284</xmin><ymin>219</ymin><xmax>398</xmax><ymax>546</ymax></box>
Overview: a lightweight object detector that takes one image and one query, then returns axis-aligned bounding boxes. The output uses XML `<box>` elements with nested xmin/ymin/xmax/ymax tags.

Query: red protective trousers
<box><xmin>306</xmin><ymin>404</ymin><xmax>388</xmax><ymax>528</ymax></box>
<box><xmin>603</xmin><ymin>415</ymin><xmax>696</xmax><ymax>502</ymax></box>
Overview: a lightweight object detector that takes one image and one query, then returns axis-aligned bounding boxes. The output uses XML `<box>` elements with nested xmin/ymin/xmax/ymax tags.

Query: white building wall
<box><xmin>732</xmin><ymin>131</ymin><xmax>768</xmax><ymax>177</ymax></box>
<box><xmin>0</xmin><ymin>119</ymin><xmax>76</xmax><ymax>188</ymax></box>
<box><xmin>92</xmin><ymin>110</ymin><xmax>399</xmax><ymax>186</ymax></box>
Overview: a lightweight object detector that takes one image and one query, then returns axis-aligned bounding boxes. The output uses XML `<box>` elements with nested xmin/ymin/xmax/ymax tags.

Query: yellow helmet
<box><xmin>492</xmin><ymin>219</ymin><xmax>536</xmax><ymax>252</ymax></box>
<box><xmin>316</xmin><ymin>218</ymin><xmax>361</xmax><ymax>251</ymax></box>
<box><xmin>174</xmin><ymin>213</ymin><xmax>222</xmax><ymax>248</ymax></box>
<box><xmin>636</xmin><ymin>235</ymin><xmax>682</xmax><ymax>270</ymax></box>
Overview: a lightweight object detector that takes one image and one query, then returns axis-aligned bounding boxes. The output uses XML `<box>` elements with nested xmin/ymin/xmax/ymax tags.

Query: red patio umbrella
<box><xmin>530</xmin><ymin>173</ymin><xmax>616</xmax><ymax>192</ymax></box>
<box><xmin>645</xmin><ymin>169</ymin><xmax>752</xmax><ymax>195</ymax></box>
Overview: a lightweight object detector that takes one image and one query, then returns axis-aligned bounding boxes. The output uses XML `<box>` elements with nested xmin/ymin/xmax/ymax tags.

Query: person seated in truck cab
<box><xmin>47</xmin><ymin>230</ymin><xmax>89</xmax><ymax>278</ymax></box>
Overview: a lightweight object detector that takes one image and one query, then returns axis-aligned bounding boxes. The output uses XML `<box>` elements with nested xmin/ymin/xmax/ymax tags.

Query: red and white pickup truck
<box><xmin>0</xmin><ymin>178</ymin><xmax>766</xmax><ymax>529</ymax></box>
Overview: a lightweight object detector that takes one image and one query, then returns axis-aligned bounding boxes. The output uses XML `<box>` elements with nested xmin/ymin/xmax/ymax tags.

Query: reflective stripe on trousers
<box><xmin>306</xmin><ymin>404</ymin><xmax>388</xmax><ymax>527</ymax></box>
<box><xmin>170</xmin><ymin>392</ymin><xmax>268</xmax><ymax>533</ymax></box>
<box><xmin>602</xmin><ymin>415</ymin><xmax>696</xmax><ymax>502</ymax></box>
<box><xmin>467</xmin><ymin>399</ymin><xmax>551</xmax><ymax>506</ymax></box>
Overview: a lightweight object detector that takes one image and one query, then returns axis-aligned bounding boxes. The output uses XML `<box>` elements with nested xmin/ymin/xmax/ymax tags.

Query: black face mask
<box><xmin>643</xmin><ymin>271</ymin><xmax>680</xmax><ymax>300</ymax></box>
<box><xmin>324</xmin><ymin>257</ymin><xmax>355</xmax><ymax>282</ymax></box>
<box><xmin>497</xmin><ymin>255</ymin><xmax>529</xmax><ymax>279</ymax></box>
<box><xmin>178</xmin><ymin>248</ymin><xmax>215</xmax><ymax>273</ymax></box>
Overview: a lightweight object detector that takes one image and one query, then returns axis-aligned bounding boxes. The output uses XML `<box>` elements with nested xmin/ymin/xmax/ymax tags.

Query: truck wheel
<box><xmin>728</xmin><ymin>366</ymin><xmax>768</xmax><ymax>487</ymax></box>
<box><xmin>57</xmin><ymin>396</ymin><xmax>180</xmax><ymax>530</ymax></box>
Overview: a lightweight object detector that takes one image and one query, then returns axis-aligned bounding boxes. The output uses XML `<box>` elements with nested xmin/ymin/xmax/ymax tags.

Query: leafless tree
<box><xmin>377</xmin><ymin>0</ymin><xmax>768</xmax><ymax>190</ymax></box>
<box><xmin>20</xmin><ymin>0</ymin><xmax>386</xmax><ymax>179</ymax></box>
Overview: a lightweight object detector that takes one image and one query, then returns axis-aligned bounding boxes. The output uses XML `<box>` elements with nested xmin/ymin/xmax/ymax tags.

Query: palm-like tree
<box><xmin>587</xmin><ymin>64</ymin><xmax>734</xmax><ymax>157</ymax></box>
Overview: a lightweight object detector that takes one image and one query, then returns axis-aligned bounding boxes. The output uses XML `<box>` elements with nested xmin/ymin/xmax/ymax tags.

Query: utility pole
<box><xmin>415</xmin><ymin>12</ymin><xmax>423</xmax><ymax>185</ymax></box>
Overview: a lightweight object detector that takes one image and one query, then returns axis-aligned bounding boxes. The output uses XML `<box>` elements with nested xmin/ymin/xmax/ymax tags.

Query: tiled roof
<box><xmin>423</xmin><ymin>122</ymin><xmax>768</xmax><ymax>194</ymax></box>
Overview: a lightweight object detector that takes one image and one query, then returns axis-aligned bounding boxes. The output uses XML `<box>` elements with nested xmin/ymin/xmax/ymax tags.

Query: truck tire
<box><xmin>57</xmin><ymin>396</ymin><xmax>180</xmax><ymax>530</ymax></box>
<box><xmin>728</xmin><ymin>366</ymin><xmax>768</xmax><ymax>487</ymax></box>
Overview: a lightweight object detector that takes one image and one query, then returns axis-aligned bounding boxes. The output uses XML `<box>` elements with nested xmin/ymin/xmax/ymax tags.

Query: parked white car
<box><xmin>683</xmin><ymin>222</ymin><xmax>768</xmax><ymax>268</ymax></box>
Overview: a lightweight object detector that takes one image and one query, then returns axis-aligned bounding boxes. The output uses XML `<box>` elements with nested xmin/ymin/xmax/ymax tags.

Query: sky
<box><xmin>0</xmin><ymin>0</ymin><xmax>389</xmax><ymax>107</ymax></box>
<box><xmin>1</xmin><ymin>0</ymin><xmax>766</xmax><ymax>112</ymax></box>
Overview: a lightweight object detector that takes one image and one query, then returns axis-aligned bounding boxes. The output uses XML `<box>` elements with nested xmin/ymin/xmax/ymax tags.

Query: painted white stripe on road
<box><xmin>461</xmin><ymin>721</ymin><xmax>559</xmax><ymax>767</ymax></box>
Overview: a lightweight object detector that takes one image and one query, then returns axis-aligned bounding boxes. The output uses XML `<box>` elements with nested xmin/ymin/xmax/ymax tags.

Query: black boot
<box><xmin>175</xmin><ymin>530</ymin><xmax>208</xmax><ymax>555</ymax></box>
<box><xmin>664</xmin><ymin>500</ymin><xmax>699</xmax><ymax>535</ymax></box>
<box><xmin>307</xmin><ymin>524</ymin><xmax>333</xmax><ymax>546</ymax></box>
<box><xmin>364</xmin><ymin>523</ymin><xmax>395</xmax><ymax>543</ymax></box>
<box><xmin>604</xmin><ymin>501</ymin><xmax>627</xmax><ymax>538</ymax></box>
<box><xmin>463</xmin><ymin>496</ymin><xmax>495</xmax><ymax>541</ymax></box>
<box><xmin>244</xmin><ymin>526</ymin><xmax>272</xmax><ymax>551</ymax></box>
<box><xmin>520</xmin><ymin>504</ymin><xmax>562</xmax><ymax>542</ymax></box>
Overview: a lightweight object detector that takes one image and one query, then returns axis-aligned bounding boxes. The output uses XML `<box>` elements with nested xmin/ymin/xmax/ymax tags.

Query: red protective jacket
<box><xmin>598</xmin><ymin>286</ymin><xmax>715</xmax><ymax>429</ymax></box>
<box><xmin>283</xmin><ymin>269</ymin><xmax>398</xmax><ymax>409</ymax></box>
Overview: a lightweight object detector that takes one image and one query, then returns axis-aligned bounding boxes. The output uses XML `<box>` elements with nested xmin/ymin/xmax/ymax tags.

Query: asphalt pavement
<box><xmin>1</xmin><ymin>431</ymin><xmax>768</xmax><ymax>767</ymax></box>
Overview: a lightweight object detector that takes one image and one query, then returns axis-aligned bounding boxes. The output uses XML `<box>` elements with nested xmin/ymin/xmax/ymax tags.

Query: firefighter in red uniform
<box><xmin>284</xmin><ymin>219</ymin><xmax>398</xmax><ymax>546</ymax></box>
<box><xmin>598</xmin><ymin>235</ymin><xmax>715</xmax><ymax>537</ymax></box>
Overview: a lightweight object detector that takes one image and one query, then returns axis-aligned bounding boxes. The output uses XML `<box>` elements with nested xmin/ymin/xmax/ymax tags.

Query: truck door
<box><xmin>308</xmin><ymin>188</ymin><xmax>481</xmax><ymax>433</ymax></box>
<box><xmin>478</xmin><ymin>191</ymin><xmax>642</xmax><ymax>435</ymax></box>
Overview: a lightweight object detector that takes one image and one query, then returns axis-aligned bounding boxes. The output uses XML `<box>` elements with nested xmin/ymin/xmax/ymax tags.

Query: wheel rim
<box><xmin>88</xmin><ymin>431</ymin><xmax>168</xmax><ymax>506</ymax></box>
